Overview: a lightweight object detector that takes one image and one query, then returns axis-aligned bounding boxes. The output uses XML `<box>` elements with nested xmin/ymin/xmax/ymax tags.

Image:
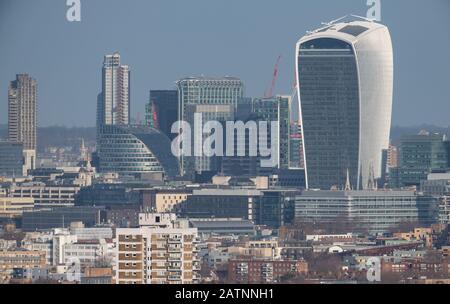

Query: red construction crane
<box><xmin>264</xmin><ymin>55</ymin><xmax>282</xmax><ymax>98</ymax></box>
<box><xmin>152</xmin><ymin>102</ymin><xmax>159</xmax><ymax>129</ymax></box>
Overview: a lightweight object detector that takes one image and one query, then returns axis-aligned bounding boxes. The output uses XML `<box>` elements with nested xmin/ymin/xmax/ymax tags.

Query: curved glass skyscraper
<box><xmin>296</xmin><ymin>20</ymin><xmax>393</xmax><ymax>190</ymax></box>
<box><xmin>98</xmin><ymin>125</ymin><xmax>180</xmax><ymax>179</ymax></box>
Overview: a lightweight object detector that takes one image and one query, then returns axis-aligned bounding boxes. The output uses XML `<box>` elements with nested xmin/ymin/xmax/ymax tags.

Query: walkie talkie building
<box><xmin>296</xmin><ymin>19</ymin><xmax>393</xmax><ymax>190</ymax></box>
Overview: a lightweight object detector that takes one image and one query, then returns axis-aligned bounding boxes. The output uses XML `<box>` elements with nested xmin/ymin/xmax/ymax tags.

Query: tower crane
<box><xmin>264</xmin><ymin>55</ymin><xmax>282</xmax><ymax>98</ymax></box>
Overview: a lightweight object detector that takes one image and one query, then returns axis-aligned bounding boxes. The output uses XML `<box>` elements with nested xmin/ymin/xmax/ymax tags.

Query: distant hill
<box><xmin>1</xmin><ymin>124</ymin><xmax>449</xmax><ymax>150</ymax></box>
<box><xmin>36</xmin><ymin>126</ymin><xmax>96</xmax><ymax>152</ymax></box>
<box><xmin>0</xmin><ymin>124</ymin><xmax>95</xmax><ymax>152</ymax></box>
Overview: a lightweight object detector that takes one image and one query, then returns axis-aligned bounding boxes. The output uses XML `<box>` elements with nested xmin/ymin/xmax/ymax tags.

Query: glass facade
<box><xmin>298</xmin><ymin>38</ymin><xmax>360</xmax><ymax>189</ymax></box>
<box><xmin>294</xmin><ymin>190</ymin><xmax>438</xmax><ymax>234</ymax></box>
<box><xmin>145</xmin><ymin>90</ymin><xmax>179</xmax><ymax>141</ymax></box>
<box><xmin>296</xmin><ymin>21</ymin><xmax>393</xmax><ymax>190</ymax></box>
<box><xmin>390</xmin><ymin>133</ymin><xmax>450</xmax><ymax>187</ymax></box>
<box><xmin>184</xmin><ymin>104</ymin><xmax>234</xmax><ymax>176</ymax></box>
<box><xmin>0</xmin><ymin>141</ymin><xmax>24</xmax><ymax>177</ymax></box>
<box><xmin>98</xmin><ymin>125</ymin><xmax>180</xmax><ymax>179</ymax></box>
<box><xmin>176</xmin><ymin>77</ymin><xmax>244</xmax><ymax>176</ymax></box>
<box><xmin>252</xmin><ymin>96</ymin><xmax>291</xmax><ymax>169</ymax></box>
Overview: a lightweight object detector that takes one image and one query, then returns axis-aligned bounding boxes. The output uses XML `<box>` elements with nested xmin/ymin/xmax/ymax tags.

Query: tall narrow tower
<box><xmin>296</xmin><ymin>18</ymin><xmax>393</xmax><ymax>190</ymax></box>
<box><xmin>97</xmin><ymin>52</ymin><xmax>130</xmax><ymax>128</ymax></box>
<box><xmin>8</xmin><ymin>74</ymin><xmax>37</xmax><ymax>174</ymax></box>
<box><xmin>8</xmin><ymin>74</ymin><xmax>37</xmax><ymax>150</ymax></box>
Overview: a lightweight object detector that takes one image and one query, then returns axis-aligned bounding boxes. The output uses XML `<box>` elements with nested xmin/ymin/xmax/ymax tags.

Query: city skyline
<box><xmin>0</xmin><ymin>0</ymin><xmax>449</xmax><ymax>127</ymax></box>
<box><xmin>1</xmin><ymin>1</ymin><xmax>450</xmax><ymax>288</ymax></box>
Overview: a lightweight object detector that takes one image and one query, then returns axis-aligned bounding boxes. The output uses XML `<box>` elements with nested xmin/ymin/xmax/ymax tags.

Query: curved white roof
<box><xmin>298</xmin><ymin>20</ymin><xmax>387</xmax><ymax>45</ymax></box>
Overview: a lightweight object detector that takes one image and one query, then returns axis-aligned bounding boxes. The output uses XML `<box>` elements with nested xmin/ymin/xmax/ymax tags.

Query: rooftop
<box><xmin>299</xmin><ymin>15</ymin><xmax>387</xmax><ymax>44</ymax></box>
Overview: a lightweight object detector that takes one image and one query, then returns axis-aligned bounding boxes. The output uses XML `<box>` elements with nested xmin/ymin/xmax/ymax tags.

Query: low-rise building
<box><xmin>21</xmin><ymin>206</ymin><xmax>105</xmax><ymax>231</ymax></box>
<box><xmin>0</xmin><ymin>250</ymin><xmax>46</xmax><ymax>282</ymax></box>
<box><xmin>81</xmin><ymin>267</ymin><xmax>113</xmax><ymax>284</ymax></box>
<box><xmin>64</xmin><ymin>239</ymin><xmax>113</xmax><ymax>266</ymax></box>
<box><xmin>227</xmin><ymin>259</ymin><xmax>308</xmax><ymax>283</ymax></box>
<box><xmin>394</xmin><ymin>228</ymin><xmax>434</xmax><ymax>248</ymax></box>
<box><xmin>294</xmin><ymin>190</ymin><xmax>438</xmax><ymax>234</ymax></box>
<box><xmin>0</xmin><ymin>141</ymin><xmax>24</xmax><ymax>177</ymax></box>
<box><xmin>0</xmin><ymin>196</ymin><xmax>34</xmax><ymax>219</ymax></box>
<box><xmin>8</xmin><ymin>183</ymin><xmax>80</xmax><ymax>208</ymax></box>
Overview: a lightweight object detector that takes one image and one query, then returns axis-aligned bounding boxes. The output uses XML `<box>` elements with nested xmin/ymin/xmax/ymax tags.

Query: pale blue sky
<box><xmin>0</xmin><ymin>0</ymin><xmax>449</xmax><ymax>127</ymax></box>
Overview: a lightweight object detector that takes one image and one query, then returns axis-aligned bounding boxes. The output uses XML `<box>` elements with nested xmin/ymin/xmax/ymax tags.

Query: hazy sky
<box><xmin>0</xmin><ymin>0</ymin><xmax>449</xmax><ymax>127</ymax></box>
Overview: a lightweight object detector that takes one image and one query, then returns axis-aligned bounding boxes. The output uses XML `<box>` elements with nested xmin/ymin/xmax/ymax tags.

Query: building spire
<box><xmin>367</xmin><ymin>163</ymin><xmax>377</xmax><ymax>190</ymax></box>
<box><xmin>344</xmin><ymin>169</ymin><xmax>351</xmax><ymax>191</ymax></box>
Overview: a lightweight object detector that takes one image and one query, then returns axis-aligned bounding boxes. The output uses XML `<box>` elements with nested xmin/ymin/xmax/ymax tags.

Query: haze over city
<box><xmin>0</xmin><ymin>0</ymin><xmax>449</xmax><ymax>127</ymax></box>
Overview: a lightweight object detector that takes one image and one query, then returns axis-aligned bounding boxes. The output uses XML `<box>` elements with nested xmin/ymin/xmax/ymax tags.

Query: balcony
<box><xmin>168</xmin><ymin>246</ymin><xmax>182</xmax><ymax>253</ymax></box>
<box><xmin>168</xmin><ymin>275</ymin><xmax>182</xmax><ymax>281</ymax></box>
<box><xmin>168</xmin><ymin>238</ymin><xmax>182</xmax><ymax>244</ymax></box>
<box><xmin>168</xmin><ymin>256</ymin><xmax>182</xmax><ymax>262</ymax></box>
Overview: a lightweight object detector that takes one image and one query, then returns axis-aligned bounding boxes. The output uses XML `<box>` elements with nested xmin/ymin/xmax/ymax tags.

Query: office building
<box><xmin>184</xmin><ymin>104</ymin><xmax>234</xmax><ymax>178</ymax></box>
<box><xmin>294</xmin><ymin>190</ymin><xmax>438</xmax><ymax>233</ymax></box>
<box><xmin>0</xmin><ymin>196</ymin><xmax>34</xmax><ymax>219</ymax></box>
<box><xmin>420</xmin><ymin>172</ymin><xmax>450</xmax><ymax>196</ymax></box>
<box><xmin>267</xmin><ymin>168</ymin><xmax>306</xmax><ymax>189</ymax></box>
<box><xmin>221</xmin><ymin>97</ymin><xmax>289</xmax><ymax>176</ymax></box>
<box><xmin>220</xmin><ymin>113</ymin><xmax>269</xmax><ymax>177</ymax></box>
<box><xmin>252</xmin><ymin>189</ymin><xmax>298</xmax><ymax>228</ymax></box>
<box><xmin>296</xmin><ymin>19</ymin><xmax>393</xmax><ymax>190</ymax></box>
<box><xmin>289</xmin><ymin>121</ymin><xmax>304</xmax><ymax>169</ymax></box>
<box><xmin>179</xmin><ymin>188</ymin><xmax>297</xmax><ymax>228</ymax></box>
<box><xmin>189</xmin><ymin>219</ymin><xmax>255</xmax><ymax>236</ymax></box>
<box><xmin>139</xmin><ymin>189</ymin><xmax>191</xmax><ymax>213</ymax></box>
<box><xmin>438</xmin><ymin>196</ymin><xmax>450</xmax><ymax>224</ymax></box>
<box><xmin>145</xmin><ymin>90</ymin><xmax>179</xmax><ymax>140</ymax></box>
<box><xmin>21</xmin><ymin>225</ymin><xmax>114</xmax><ymax>266</ymax></box>
<box><xmin>179</xmin><ymin>189</ymin><xmax>261</xmax><ymax>220</ymax></box>
<box><xmin>21</xmin><ymin>206</ymin><xmax>105</xmax><ymax>231</ymax></box>
<box><xmin>0</xmin><ymin>251</ymin><xmax>46</xmax><ymax>280</ymax></box>
<box><xmin>252</xmin><ymin>96</ymin><xmax>291</xmax><ymax>169</ymax></box>
<box><xmin>97</xmin><ymin>125</ymin><xmax>180</xmax><ymax>180</ymax></box>
<box><xmin>390</xmin><ymin>132</ymin><xmax>450</xmax><ymax>188</ymax></box>
<box><xmin>11</xmin><ymin>268</ymin><xmax>50</xmax><ymax>284</ymax></box>
<box><xmin>8</xmin><ymin>184</ymin><xmax>80</xmax><ymax>208</ymax></box>
<box><xmin>0</xmin><ymin>141</ymin><xmax>24</xmax><ymax>177</ymax></box>
<box><xmin>176</xmin><ymin>76</ymin><xmax>244</xmax><ymax>175</ymax></box>
<box><xmin>97</xmin><ymin>52</ymin><xmax>130</xmax><ymax>129</ymax></box>
<box><xmin>63</xmin><ymin>239</ymin><xmax>112</xmax><ymax>266</ymax></box>
<box><xmin>69</xmin><ymin>226</ymin><xmax>113</xmax><ymax>241</ymax></box>
<box><xmin>75</xmin><ymin>183</ymin><xmax>140</xmax><ymax>208</ymax></box>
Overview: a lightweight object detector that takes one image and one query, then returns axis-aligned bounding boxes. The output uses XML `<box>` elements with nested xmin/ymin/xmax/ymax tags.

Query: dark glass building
<box><xmin>296</xmin><ymin>20</ymin><xmax>393</xmax><ymax>190</ymax></box>
<box><xmin>0</xmin><ymin>141</ymin><xmax>24</xmax><ymax>177</ymax></box>
<box><xmin>21</xmin><ymin>206</ymin><xmax>106</xmax><ymax>231</ymax></box>
<box><xmin>389</xmin><ymin>132</ymin><xmax>450</xmax><ymax>188</ymax></box>
<box><xmin>145</xmin><ymin>90</ymin><xmax>179</xmax><ymax>140</ymax></box>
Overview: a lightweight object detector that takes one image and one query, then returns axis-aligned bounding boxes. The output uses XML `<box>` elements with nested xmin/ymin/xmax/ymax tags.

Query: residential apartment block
<box><xmin>115</xmin><ymin>214</ymin><xmax>200</xmax><ymax>284</ymax></box>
